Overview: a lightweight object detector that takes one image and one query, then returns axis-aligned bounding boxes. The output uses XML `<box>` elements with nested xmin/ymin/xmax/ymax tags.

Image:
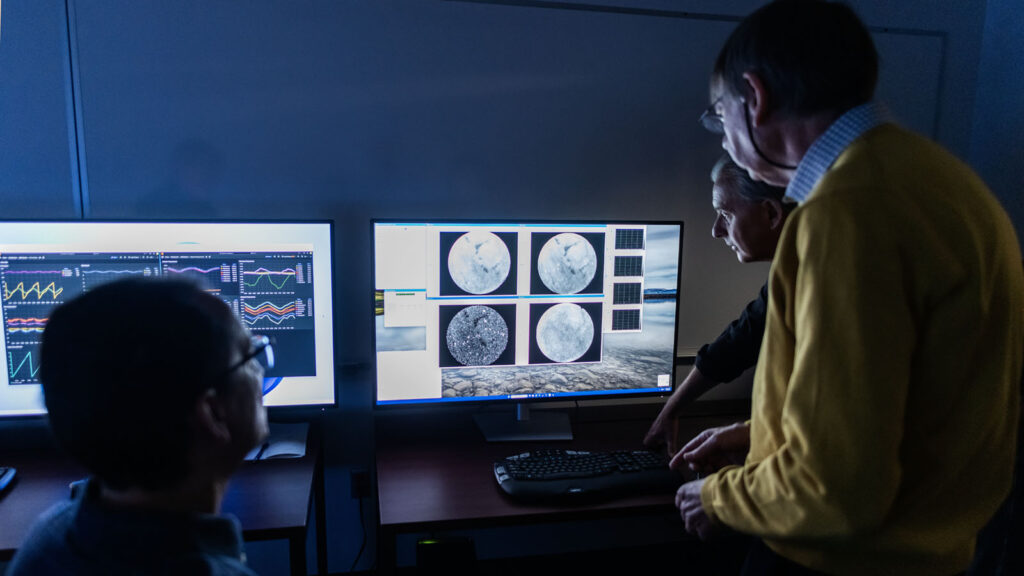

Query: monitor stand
<box><xmin>245</xmin><ymin>421</ymin><xmax>310</xmax><ymax>461</ymax></box>
<box><xmin>473</xmin><ymin>403</ymin><xmax>573</xmax><ymax>442</ymax></box>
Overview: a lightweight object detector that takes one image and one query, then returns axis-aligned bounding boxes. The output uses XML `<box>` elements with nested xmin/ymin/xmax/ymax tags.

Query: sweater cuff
<box><xmin>699</xmin><ymin>465</ymin><xmax>745</xmax><ymax>527</ymax></box>
<box><xmin>699</xmin><ymin>471</ymin><xmax>723</xmax><ymax>525</ymax></box>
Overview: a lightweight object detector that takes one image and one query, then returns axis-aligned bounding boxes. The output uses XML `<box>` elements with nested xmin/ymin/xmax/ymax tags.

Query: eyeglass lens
<box><xmin>699</xmin><ymin>99</ymin><xmax>724</xmax><ymax>134</ymax></box>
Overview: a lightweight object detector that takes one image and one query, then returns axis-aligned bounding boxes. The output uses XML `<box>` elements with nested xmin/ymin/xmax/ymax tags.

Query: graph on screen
<box><xmin>0</xmin><ymin>220</ymin><xmax>336</xmax><ymax>418</ymax></box>
<box><xmin>0</xmin><ymin>251</ymin><xmax>317</xmax><ymax>385</ymax></box>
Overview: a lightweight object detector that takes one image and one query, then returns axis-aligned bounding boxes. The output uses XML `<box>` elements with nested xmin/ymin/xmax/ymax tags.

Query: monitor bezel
<box><xmin>0</xmin><ymin>217</ymin><xmax>339</xmax><ymax>419</ymax></box>
<box><xmin>371</xmin><ymin>217</ymin><xmax>684</xmax><ymax>410</ymax></box>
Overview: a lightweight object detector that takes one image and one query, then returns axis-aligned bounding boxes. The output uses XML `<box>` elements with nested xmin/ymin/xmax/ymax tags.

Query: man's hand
<box><xmin>676</xmin><ymin>479</ymin><xmax>717</xmax><ymax>540</ymax></box>
<box><xmin>670</xmin><ymin>421</ymin><xmax>750</xmax><ymax>474</ymax></box>
<box><xmin>644</xmin><ymin>367</ymin><xmax>718</xmax><ymax>454</ymax></box>
<box><xmin>644</xmin><ymin>404</ymin><xmax>680</xmax><ymax>454</ymax></box>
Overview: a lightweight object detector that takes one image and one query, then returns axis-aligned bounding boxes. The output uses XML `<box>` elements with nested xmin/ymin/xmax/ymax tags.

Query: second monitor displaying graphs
<box><xmin>1</xmin><ymin>250</ymin><xmax>315</xmax><ymax>386</ymax></box>
<box><xmin>0</xmin><ymin>220</ymin><xmax>336</xmax><ymax>418</ymax></box>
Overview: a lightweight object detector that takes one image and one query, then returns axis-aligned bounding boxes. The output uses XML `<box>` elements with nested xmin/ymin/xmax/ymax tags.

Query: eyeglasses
<box><xmin>224</xmin><ymin>335</ymin><xmax>275</xmax><ymax>375</ymax></box>
<box><xmin>698</xmin><ymin>97</ymin><xmax>724</xmax><ymax>134</ymax></box>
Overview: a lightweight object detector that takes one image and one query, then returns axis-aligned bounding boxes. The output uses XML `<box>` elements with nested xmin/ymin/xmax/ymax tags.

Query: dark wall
<box><xmin>970</xmin><ymin>0</ymin><xmax>1024</xmax><ymax>244</ymax></box>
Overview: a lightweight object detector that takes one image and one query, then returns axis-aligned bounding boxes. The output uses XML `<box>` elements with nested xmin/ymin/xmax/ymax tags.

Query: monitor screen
<box><xmin>373</xmin><ymin>220</ymin><xmax>683</xmax><ymax>406</ymax></box>
<box><xmin>0</xmin><ymin>220</ymin><xmax>336</xmax><ymax>418</ymax></box>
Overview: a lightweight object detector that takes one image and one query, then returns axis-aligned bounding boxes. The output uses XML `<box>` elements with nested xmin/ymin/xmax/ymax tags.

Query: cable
<box><xmin>352</xmin><ymin>494</ymin><xmax>368</xmax><ymax>569</ymax></box>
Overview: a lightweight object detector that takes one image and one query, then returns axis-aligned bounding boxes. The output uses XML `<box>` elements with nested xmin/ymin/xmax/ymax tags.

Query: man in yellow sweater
<box><xmin>672</xmin><ymin>1</ymin><xmax>1024</xmax><ymax>575</ymax></box>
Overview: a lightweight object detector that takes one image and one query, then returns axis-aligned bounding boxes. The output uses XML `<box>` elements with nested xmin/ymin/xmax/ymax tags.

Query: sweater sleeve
<box><xmin>694</xmin><ymin>283</ymin><xmax>768</xmax><ymax>383</ymax></box>
<box><xmin>700</xmin><ymin>196</ymin><xmax>912</xmax><ymax>539</ymax></box>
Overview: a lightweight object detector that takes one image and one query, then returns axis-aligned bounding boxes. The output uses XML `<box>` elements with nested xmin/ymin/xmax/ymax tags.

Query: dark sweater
<box><xmin>7</xmin><ymin>478</ymin><xmax>258</xmax><ymax>576</ymax></box>
<box><xmin>693</xmin><ymin>282</ymin><xmax>768</xmax><ymax>383</ymax></box>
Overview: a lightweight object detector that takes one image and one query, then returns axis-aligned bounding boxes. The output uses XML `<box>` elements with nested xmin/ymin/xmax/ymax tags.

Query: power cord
<box><xmin>350</xmin><ymin>494</ymin><xmax>367</xmax><ymax>572</ymax></box>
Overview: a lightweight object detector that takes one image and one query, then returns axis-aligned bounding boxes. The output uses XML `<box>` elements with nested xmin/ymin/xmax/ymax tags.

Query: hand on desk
<box><xmin>670</xmin><ymin>421</ymin><xmax>749</xmax><ymax>475</ymax></box>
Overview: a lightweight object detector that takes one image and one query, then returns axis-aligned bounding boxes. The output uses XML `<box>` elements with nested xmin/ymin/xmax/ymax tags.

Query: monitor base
<box><xmin>473</xmin><ymin>405</ymin><xmax>572</xmax><ymax>442</ymax></box>
<box><xmin>245</xmin><ymin>421</ymin><xmax>309</xmax><ymax>460</ymax></box>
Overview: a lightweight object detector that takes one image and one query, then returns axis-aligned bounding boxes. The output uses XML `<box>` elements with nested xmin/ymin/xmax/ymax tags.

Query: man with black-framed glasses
<box><xmin>674</xmin><ymin>1</ymin><xmax>1023</xmax><ymax>575</ymax></box>
<box><xmin>9</xmin><ymin>278</ymin><xmax>271</xmax><ymax>575</ymax></box>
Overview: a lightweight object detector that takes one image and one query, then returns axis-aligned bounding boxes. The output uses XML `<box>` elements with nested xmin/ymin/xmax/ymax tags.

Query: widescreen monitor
<box><xmin>0</xmin><ymin>220</ymin><xmax>335</xmax><ymax>418</ymax></box>
<box><xmin>373</xmin><ymin>220</ymin><xmax>683</xmax><ymax>417</ymax></box>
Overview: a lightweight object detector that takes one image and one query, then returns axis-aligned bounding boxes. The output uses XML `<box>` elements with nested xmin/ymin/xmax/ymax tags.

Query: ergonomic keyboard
<box><xmin>493</xmin><ymin>448</ymin><xmax>684</xmax><ymax>502</ymax></box>
<box><xmin>0</xmin><ymin>466</ymin><xmax>16</xmax><ymax>494</ymax></box>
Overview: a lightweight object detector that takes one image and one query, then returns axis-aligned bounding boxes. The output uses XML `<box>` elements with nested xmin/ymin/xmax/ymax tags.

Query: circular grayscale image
<box><xmin>537</xmin><ymin>233</ymin><xmax>597</xmax><ymax>294</ymax></box>
<box><xmin>447</xmin><ymin>230</ymin><xmax>511</xmax><ymax>294</ymax></box>
<box><xmin>446</xmin><ymin>305</ymin><xmax>509</xmax><ymax>366</ymax></box>
<box><xmin>536</xmin><ymin>302</ymin><xmax>594</xmax><ymax>363</ymax></box>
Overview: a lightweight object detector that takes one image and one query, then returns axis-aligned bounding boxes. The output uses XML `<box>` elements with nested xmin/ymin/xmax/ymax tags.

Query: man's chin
<box><xmin>753</xmin><ymin>167</ymin><xmax>793</xmax><ymax>188</ymax></box>
<box><xmin>738</xmin><ymin>159</ymin><xmax>791</xmax><ymax>187</ymax></box>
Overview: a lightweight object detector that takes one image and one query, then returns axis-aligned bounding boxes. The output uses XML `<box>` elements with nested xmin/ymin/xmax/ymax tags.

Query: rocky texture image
<box><xmin>445</xmin><ymin>305</ymin><xmax>509</xmax><ymax>366</ymax></box>
<box><xmin>442</xmin><ymin>341</ymin><xmax>670</xmax><ymax>397</ymax></box>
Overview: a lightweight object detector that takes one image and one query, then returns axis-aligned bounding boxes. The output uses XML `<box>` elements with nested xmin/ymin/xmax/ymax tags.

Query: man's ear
<box><xmin>742</xmin><ymin>72</ymin><xmax>770</xmax><ymax>127</ymax></box>
<box><xmin>763</xmin><ymin>198</ymin><xmax>786</xmax><ymax>230</ymax></box>
<box><xmin>194</xmin><ymin>389</ymin><xmax>232</xmax><ymax>444</ymax></box>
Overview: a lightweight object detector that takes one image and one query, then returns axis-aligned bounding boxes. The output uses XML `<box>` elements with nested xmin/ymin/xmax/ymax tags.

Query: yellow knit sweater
<box><xmin>701</xmin><ymin>124</ymin><xmax>1023</xmax><ymax>575</ymax></box>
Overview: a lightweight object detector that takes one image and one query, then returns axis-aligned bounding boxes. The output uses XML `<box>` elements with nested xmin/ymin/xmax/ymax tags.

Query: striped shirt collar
<box><xmin>784</xmin><ymin>102</ymin><xmax>891</xmax><ymax>203</ymax></box>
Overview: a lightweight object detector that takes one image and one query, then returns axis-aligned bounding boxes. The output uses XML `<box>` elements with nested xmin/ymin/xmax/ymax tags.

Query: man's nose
<box><xmin>711</xmin><ymin>217</ymin><xmax>725</xmax><ymax>238</ymax></box>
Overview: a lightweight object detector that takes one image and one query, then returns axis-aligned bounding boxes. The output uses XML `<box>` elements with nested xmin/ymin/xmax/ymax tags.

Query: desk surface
<box><xmin>0</xmin><ymin>434</ymin><xmax>319</xmax><ymax>558</ymax></box>
<box><xmin>375</xmin><ymin>409</ymin><xmax>738</xmax><ymax>532</ymax></box>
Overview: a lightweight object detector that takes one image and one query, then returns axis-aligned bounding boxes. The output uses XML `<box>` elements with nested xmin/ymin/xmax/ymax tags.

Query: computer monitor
<box><xmin>373</xmin><ymin>220</ymin><xmax>683</xmax><ymax>440</ymax></box>
<box><xmin>0</xmin><ymin>220</ymin><xmax>336</xmax><ymax>418</ymax></box>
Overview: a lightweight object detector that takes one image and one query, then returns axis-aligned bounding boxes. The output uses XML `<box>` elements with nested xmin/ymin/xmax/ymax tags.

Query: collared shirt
<box><xmin>785</xmin><ymin>102</ymin><xmax>891</xmax><ymax>203</ymax></box>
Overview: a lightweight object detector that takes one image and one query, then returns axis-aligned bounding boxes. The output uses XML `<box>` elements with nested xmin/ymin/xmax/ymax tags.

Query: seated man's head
<box><xmin>710</xmin><ymin>154</ymin><xmax>791</xmax><ymax>263</ymax></box>
<box><xmin>40</xmin><ymin>278</ymin><xmax>269</xmax><ymax>493</ymax></box>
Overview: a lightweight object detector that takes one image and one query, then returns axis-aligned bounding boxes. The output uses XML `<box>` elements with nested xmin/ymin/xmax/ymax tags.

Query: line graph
<box><xmin>165</xmin><ymin>266</ymin><xmax>220</xmax><ymax>275</ymax></box>
<box><xmin>8</xmin><ymin>350</ymin><xmax>41</xmax><ymax>380</ymax></box>
<box><xmin>80</xmin><ymin>266</ymin><xmax>155</xmax><ymax>291</ymax></box>
<box><xmin>163</xmin><ymin>261</ymin><xmax>238</xmax><ymax>284</ymax></box>
<box><xmin>81</xmin><ymin>269</ymin><xmax>151</xmax><ymax>275</ymax></box>
<box><xmin>165</xmin><ymin>265</ymin><xmax>221</xmax><ymax>288</ymax></box>
<box><xmin>6</xmin><ymin>317</ymin><xmax>47</xmax><ymax>333</ymax></box>
<box><xmin>243</xmin><ymin>268</ymin><xmax>297</xmax><ymax>290</ymax></box>
<box><xmin>243</xmin><ymin>300</ymin><xmax>301</xmax><ymax>326</ymax></box>
<box><xmin>3</xmin><ymin>281</ymin><xmax>64</xmax><ymax>301</ymax></box>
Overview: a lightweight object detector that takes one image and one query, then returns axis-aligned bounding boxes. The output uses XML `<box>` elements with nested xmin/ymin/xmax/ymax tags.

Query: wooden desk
<box><xmin>375</xmin><ymin>408</ymin><xmax>739</xmax><ymax>573</ymax></box>
<box><xmin>0</xmin><ymin>429</ymin><xmax>325</xmax><ymax>576</ymax></box>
